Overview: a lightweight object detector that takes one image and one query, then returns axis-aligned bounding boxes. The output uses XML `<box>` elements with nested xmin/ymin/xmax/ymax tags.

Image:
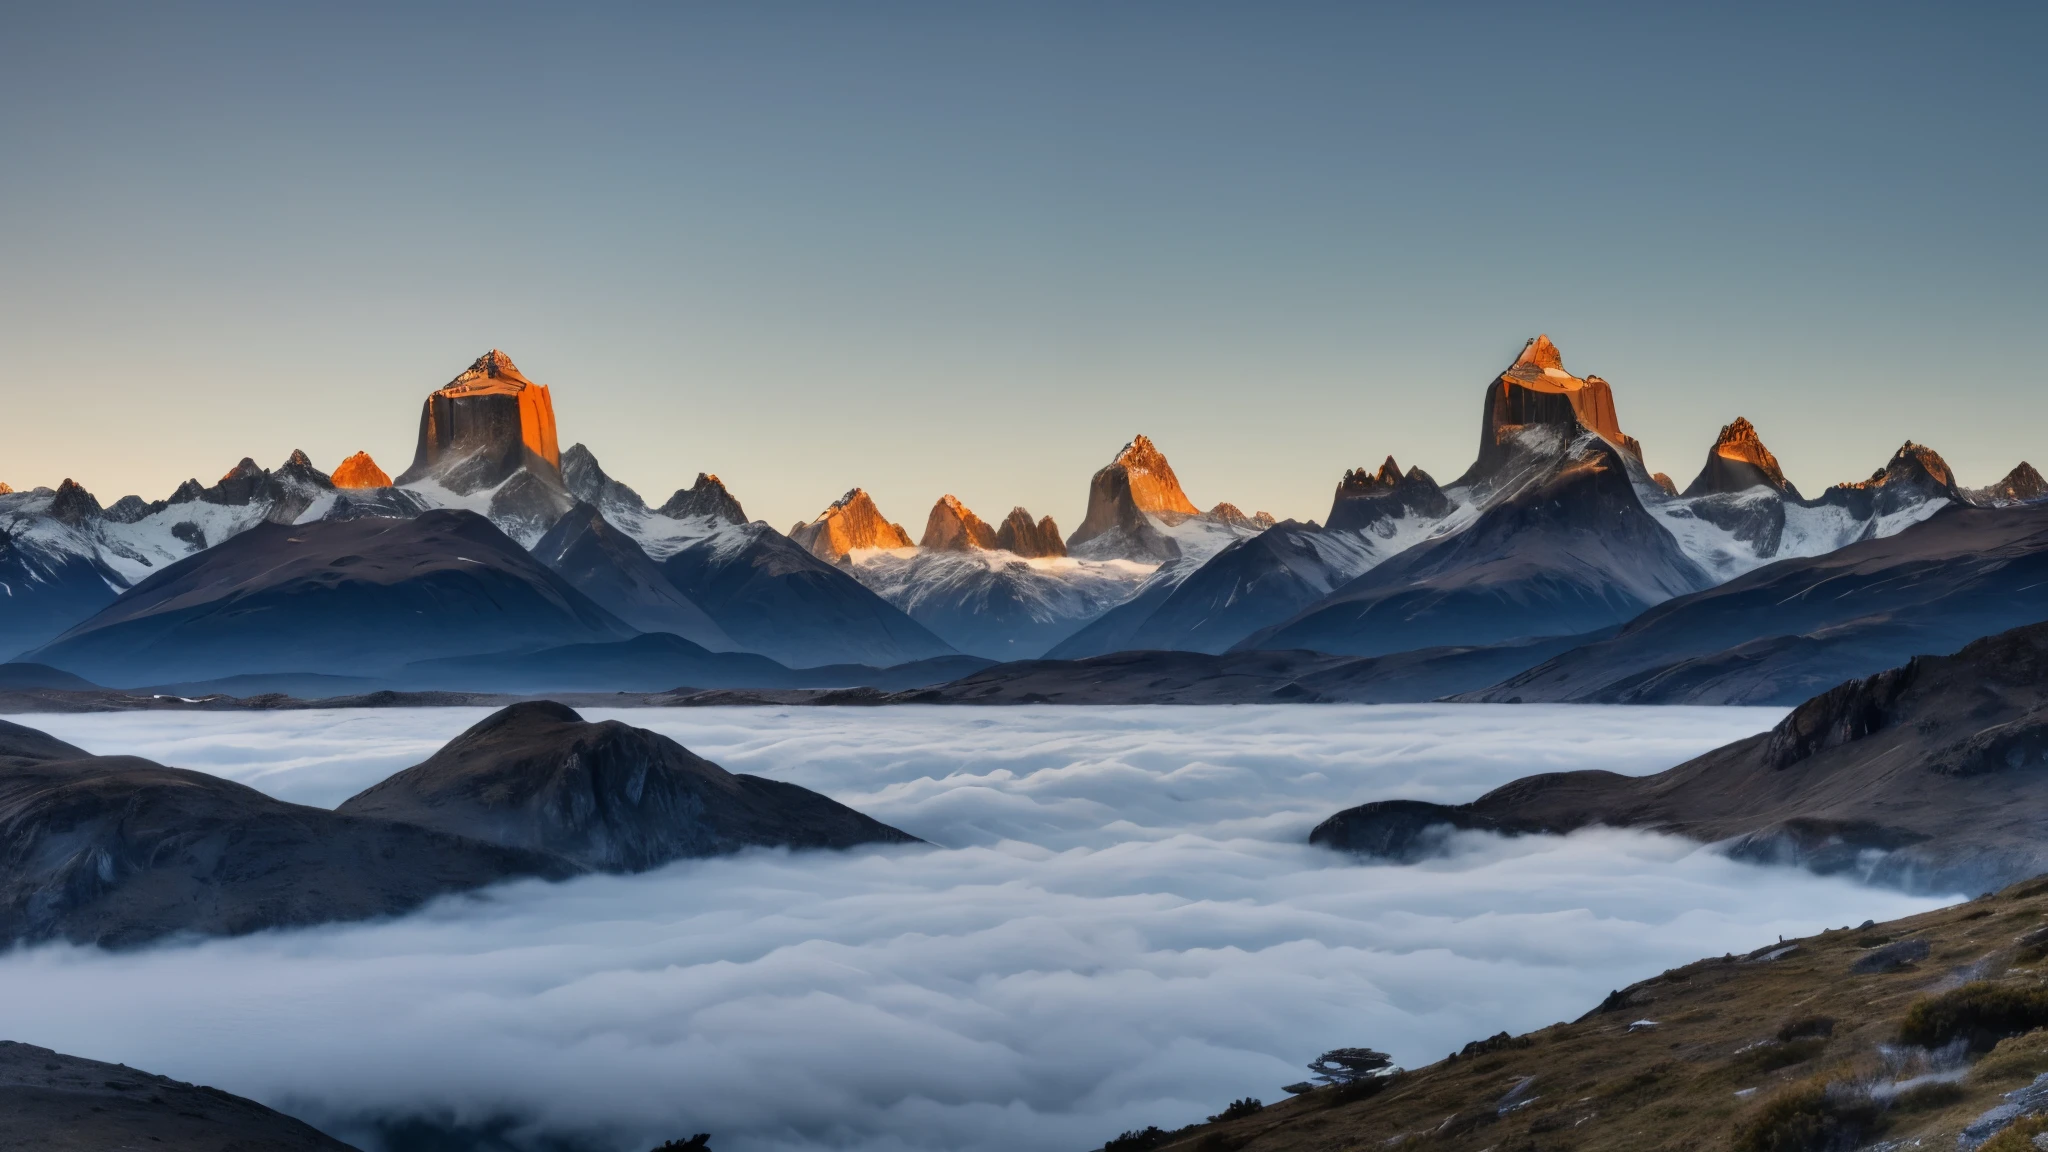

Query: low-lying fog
<box><xmin>4</xmin><ymin>706</ymin><xmax>1953</xmax><ymax>1151</ymax></box>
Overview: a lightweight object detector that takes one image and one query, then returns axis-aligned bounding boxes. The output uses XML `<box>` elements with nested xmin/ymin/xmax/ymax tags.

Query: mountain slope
<box><xmin>0</xmin><ymin>1039</ymin><xmax>362</xmax><ymax>1151</ymax></box>
<box><xmin>25</xmin><ymin>510</ymin><xmax>634</xmax><ymax>684</ymax></box>
<box><xmin>1241</xmin><ymin>435</ymin><xmax>1712</xmax><ymax>656</ymax></box>
<box><xmin>660</xmin><ymin>522</ymin><xmax>957</xmax><ymax>668</ymax></box>
<box><xmin>1466</xmin><ymin>501</ymin><xmax>2048</xmax><ymax>704</ymax></box>
<box><xmin>531</xmin><ymin>502</ymin><xmax>736</xmax><ymax>650</ymax></box>
<box><xmin>1321</xmin><ymin>617</ymin><xmax>2048</xmax><ymax>895</ymax></box>
<box><xmin>337</xmin><ymin>701</ymin><xmax>917</xmax><ymax>870</ymax></box>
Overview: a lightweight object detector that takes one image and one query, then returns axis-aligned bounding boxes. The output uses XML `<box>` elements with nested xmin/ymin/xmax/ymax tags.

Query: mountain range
<box><xmin>3</xmin><ymin>339</ymin><xmax>2041</xmax><ymax>698</ymax></box>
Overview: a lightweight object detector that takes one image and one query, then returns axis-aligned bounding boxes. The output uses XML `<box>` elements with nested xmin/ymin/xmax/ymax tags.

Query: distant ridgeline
<box><xmin>2</xmin><ymin>337</ymin><xmax>2044</xmax><ymax>696</ymax></box>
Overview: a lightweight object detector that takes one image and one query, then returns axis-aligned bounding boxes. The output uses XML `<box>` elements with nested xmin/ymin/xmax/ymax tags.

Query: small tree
<box><xmin>1307</xmin><ymin>1047</ymin><xmax>1395</xmax><ymax>1085</ymax></box>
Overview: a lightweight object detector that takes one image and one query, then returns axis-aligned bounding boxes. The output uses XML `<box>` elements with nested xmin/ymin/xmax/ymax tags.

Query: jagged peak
<box><xmin>1990</xmin><ymin>462</ymin><xmax>2048</xmax><ymax>502</ymax></box>
<box><xmin>332</xmin><ymin>451</ymin><xmax>393</xmax><ymax>489</ymax></box>
<box><xmin>0</xmin><ymin>481</ymin><xmax>11</xmax><ymax>495</ymax></box>
<box><xmin>921</xmin><ymin>494</ymin><xmax>997</xmax><ymax>551</ymax></box>
<box><xmin>657</xmin><ymin>473</ymin><xmax>746</xmax><ymax>523</ymax></box>
<box><xmin>1340</xmin><ymin>456</ymin><xmax>1405</xmax><ymax>492</ymax></box>
<box><xmin>1511</xmin><ymin>334</ymin><xmax>1566</xmax><ymax>374</ymax></box>
<box><xmin>443</xmin><ymin>349</ymin><xmax>535</xmax><ymax>392</ymax></box>
<box><xmin>284</xmin><ymin>449</ymin><xmax>315</xmax><ymax>470</ymax></box>
<box><xmin>793</xmin><ymin>487</ymin><xmax>913</xmax><ymax>559</ymax></box>
<box><xmin>219</xmin><ymin>457</ymin><xmax>264</xmax><ymax>482</ymax></box>
<box><xmin>50</xmin><ymin>478</ymin><xmax>102</xmax><ymax>526</ymax></box>
<box><xmin>1650</xmin><ymin>472</ymin><xmax>1678</xmax><ymax>497</ymax></box>
<box><xmin>994</xmin><ymin>506</ymin><xmax>1067</xmax><ymax>558</ymax></box>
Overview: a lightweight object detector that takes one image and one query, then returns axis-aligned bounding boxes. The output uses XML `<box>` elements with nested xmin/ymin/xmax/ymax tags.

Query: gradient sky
<box><xmin>2</xmin><ymin>2</ymin><xmax>2042</xmax><ymax>534</ymax></box>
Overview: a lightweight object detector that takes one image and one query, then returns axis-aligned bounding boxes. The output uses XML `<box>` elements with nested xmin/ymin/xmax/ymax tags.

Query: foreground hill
<box><xmin>1318</xmin><ymin>618</ymin><xmax>2048</xmax><ymax>895</ymax></box>
<box><xmin>1105</xmin><ymin>881</ymin><xmax>2048</xmax><ymax>1152</ymax></box>
<box><xmin>0</xmin><ymin>706</ymin><xmax>914</xmax><ymax>946</ymax></box>
<box><xmin>1466</xmin><ymin>501</ymin><xmax>2048</xmax><ymax>704</ymax></box>
<box><xmin>0</xmin><ymin>1039</ymin><xmax>360</xmax><ymax>1151</ymax></box>
<box><xmin>24</xmin><ymin>510</ymin><xmax>634</xmax><ymax>685</ymax></box>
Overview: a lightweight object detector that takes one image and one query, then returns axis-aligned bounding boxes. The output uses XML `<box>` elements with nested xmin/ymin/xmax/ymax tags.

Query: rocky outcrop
<box><xmin>0</xmin><ymin>1039</ymin><xmax>362</xmax><ymax>1150</ymax></box>
<box><xmin>994</xmin><ymin>508</ymin><xmax>1065</xmax><ymax>558</ymax></box>
<box><xmin>1459</xmin><ymin>335</ymin><xmax>1644</xmax><ymax>487</ymax></box>
<box><xmin>394</xmin><ymin>350</ymin><xmax>564</xmax><ymax>494</ymax></box>
<box><xmin>331</xmin><ymin>450</ymin><xmax>392</xmax><ymax>488</ymax></box>
<box><xmin>1067</xmin><ymin>435</ymin><xmax>1201</xmax><ymax>556</ymax></box>
<box><xmin>920</xmin><ymin>495</ymin><xmax>998</xmax><ymax>551</ymax></box>
<box><xmin>1319</xmin><ymin>618</ymin><xmax>2048</xmax><ymax>894</ymax></box>
<box><xmin>0</xmin><ymin>482</ymin><xmax>11</xmax><ymax>495</ymax></box>
<box><xmin>790</xmin><ymin>489</ymin><xmax>914</xmax><ymax>561</ymax></box>
<box><xmin>1975</xmin><ymin>462</ymin><xmax>2048</xmax><ymax>507</ymax></box>
<box><xmin>337</xmin><ymin>701</ymin><xmax>918</xmax><ymax>870</ymax></box>
<box><xmin>659</xmin><ymin>473</ymin><xmax>748</xmax><ymax>523</ymax></box>
<box><xmin>1682</xmin><ymin>417</ymin><xmax>1798</xmax><ymax>497</ymax></box>
<box><xmin>1326</xmin><ymin>457</ymin><xmax>1453</xmax><ymax>530</ymax></box>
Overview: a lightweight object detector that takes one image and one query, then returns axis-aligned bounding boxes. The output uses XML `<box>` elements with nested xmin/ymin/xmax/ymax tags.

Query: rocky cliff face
<box><xmin>1682</xmin><ymin>417</ymin><xmax>1797</xmax><ymax>497</ymax></box>
<box><xmin>331</xmin><ymin>451</ymin><xmax>392</xmax><ymax>488</ymax></box>
<box><xmin>994</xmin><ymin>508</ymin><xmax>1065</xmax><ymax>558</ymax></box>
<box><xmin>1067</xmin><ymin>434</ymin><xmax>1201</xmax><ymax>555</ymax></box>
<box><xmin>920</xmin><ymin>495</ymin><xmax>999</xmax><ymax>551</ymax></box>
<box><xmin>659</xmin><ymin>473</ymin><xmax>748</xmax><ymax>523</ymax></box>
<box><xmin>394</xmin><ymin>350</ymin><xmax>563</xmax><ymax>494</ymax></box>
<box><xmin>1459</xmin><ymin>335</ymin><xmax>1644</xmax><ymax>489</ymax></box>
<box><xmin>790</xmin><ymin>488</ymin><xmax>914</xmax><ymax>561</ymax></box>
<box><xmin>1326</xmin><ymin>456</ymin><xmax>1453</xmax><ymax>531</ymax></box>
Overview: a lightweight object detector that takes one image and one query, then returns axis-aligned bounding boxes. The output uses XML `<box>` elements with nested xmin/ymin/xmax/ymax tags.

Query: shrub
<box><xmin>1205</xmin><ymin>1098</ymin><xmax>1263</xmax><ymax>1123</ymax></box>
<box><xmin>1101</xmin><ymin>1127</ymin><xmax>1172</xmax><ymax>1152</ymax></box>
<box><xmin>1730</xmin><ymin>1080</ymin><xmax>1880</xmax><ymax>1152</ymax></box>
<box><xmin>1732</xmin><ymin>1038</ymin><xmax>1829</xmax><ymax>1075</ymax></box>
<box><xmin>1890</xmin><ymin>1080</ymin><xmax>1966</xmax><ymax>1112</ymax></box>
<box><xmin>1971</xmin><ymin>1028</ymin><xmax>2048</xmax><ymax>1084</ymax></box>
<box><xmin>1778</xmin><ymin>1017</ymin><xmax>1836</xmax><ymax>1043</ymax></box>
<box><xmin>1899</xmin><ymin>982</ymin><xmax>2048</xmax><ymax>1051</ymax></box>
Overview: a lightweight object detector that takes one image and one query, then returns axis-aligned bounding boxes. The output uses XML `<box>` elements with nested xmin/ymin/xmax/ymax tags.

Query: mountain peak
<box><xmin>921</xmin><ymin>494</ymin><xmax>998</xmax><ymax>551</ymax></box>
<box><xmin>1462</xmin><ymin>335</ymin><xmax>1643</xmax><ymax>487</ymax></box>
<box><xmin>332</xmin><ymin>451</ymin><xmax>393</xmax><ymax>489</ymax></box>
<box><xmin>397</xmin><ymin>350</ymin><xmax>563</xmax><ymax>490</ymax></box>
<box><xmin>657</xmin><ymin>473</ymin><xmax>747</xmax><ymax>523</ymax></box>
<box><xmin>1683</xmin><ymin>416</ymin><xmax>1793</xmax><ymax>498</ymax></box>
<box><xmin>1068</xmin><ymin>433</ymin><xmax>1201</xmax><ymax>556</ymax></box>
<box><xmin>1981</xmin><ymin>462</ymin><xmax>2048</xmax><ymax>506</ymax></box>
<box><xmin>1512</xmin><ymin>334</ymin><xmax>1566</xmax><ymax>374</ymax></box>
<box><xmin>446</xmin><ymin>349</ymin><xmax>532</xmax><ymax>391</ymax></box>
<box><xmin>791</xmin><ymin>488</ymin><xmax>914</xmax><ymax>561</ymax></box>
<box><xmin>50</xmin><ymin>479</ymin><xmax>102</xmax><ymax>526</ymax></box>
<box><xmin>0</xmin><ymin>481</ymin><xmax>12</xmax><ymax>495</ymax></box>
<box><xmin>995</xmin><ymin>507</ymin><xmax>1066</xmax><ymax>558</ymax></box>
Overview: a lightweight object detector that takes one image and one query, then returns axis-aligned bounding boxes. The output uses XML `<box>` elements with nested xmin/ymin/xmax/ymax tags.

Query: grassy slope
<box><xmin>1118</xmin><ymin>878</ymin><xmax>2048</xmax><ymax>1152</ymax></box>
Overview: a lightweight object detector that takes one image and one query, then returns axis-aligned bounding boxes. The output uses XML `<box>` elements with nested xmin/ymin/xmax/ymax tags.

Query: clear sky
<box><xmin>2</xmin><ymin>2</ymin><xmax>2042</xmax><ymax>534</ymax></box>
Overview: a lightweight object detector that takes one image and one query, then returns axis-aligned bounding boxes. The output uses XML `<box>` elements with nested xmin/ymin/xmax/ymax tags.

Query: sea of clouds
<box><xmin>1</xmin><ymin>705</ymin><xmax>1955</xmax><ymax>1152</ymax></box>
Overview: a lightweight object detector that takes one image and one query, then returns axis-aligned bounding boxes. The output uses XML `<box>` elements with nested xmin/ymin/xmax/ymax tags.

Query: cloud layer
<box><xmin>4</xmin><ymin>705</ymin><xmax>1953</xmax><ymax>1151</ymax></box>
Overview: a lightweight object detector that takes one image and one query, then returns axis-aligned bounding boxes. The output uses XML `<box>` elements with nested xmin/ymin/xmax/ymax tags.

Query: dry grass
<box><xmin>1098</xmin><ymin>877</ymin><xmax>2048</xmax><ymax>1152</ymax></box>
